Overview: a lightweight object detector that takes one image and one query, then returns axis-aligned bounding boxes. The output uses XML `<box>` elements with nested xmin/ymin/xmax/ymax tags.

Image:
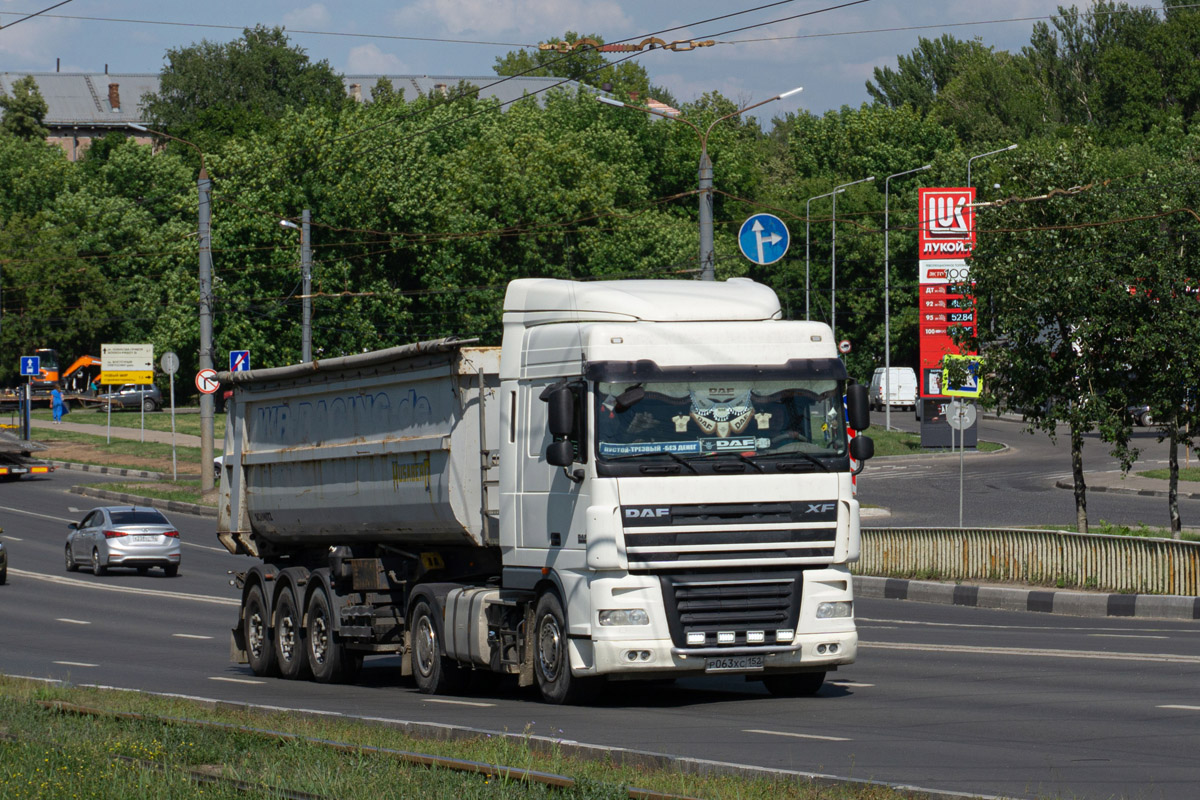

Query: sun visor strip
<box><xmin>584</xmin><ymin>358</ymin><xmax>847</xmax><ymax>382</ymax></box>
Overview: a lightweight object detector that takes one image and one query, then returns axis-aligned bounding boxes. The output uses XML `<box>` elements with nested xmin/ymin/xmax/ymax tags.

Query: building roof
<box><xmin>0</xmin><ymin>72</ymin><xmax>590</xmax><ymax>127</ymax></box>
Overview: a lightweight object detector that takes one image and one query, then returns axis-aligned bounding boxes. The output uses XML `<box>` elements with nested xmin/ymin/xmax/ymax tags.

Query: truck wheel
<box><xmin>65</xmin><ymin>545</ymin><xmax>78</xmax><ymax>572</ymax></box>
<box><xmin>411</xmin><ymin>599</ymin><xmax>467</xmax><ymax>695</ymax></box>
<box><xmin>91</xmin><ymin>548</ymin><xmax>107</xmax><ymax>576</ymax></box>
<box><xmin>307</xmin><ymin>586</ymin><xmax>361</xmax><ymax>684</ymax></box>
<box><xmin>763</xmin><ymin>671</ymin><xmax>826</xmax><ymax>697</ymax></box>
<box><xmin>533</xmin><ymin>592</ymin><xmax>601</xmax><ymax>705</ymax></box>
<box><xmin>274</xmin><ymin>586</ymin><xmax>310</xmax><ymax>680</ymax></box>
<box><xmin>244</xmin><ymin>584</ymin><xmax>278</xmax><ymax>677</ymax></box>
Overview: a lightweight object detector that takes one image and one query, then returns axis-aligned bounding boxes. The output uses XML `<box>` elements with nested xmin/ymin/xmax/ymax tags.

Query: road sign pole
<box><xmin>170</xmin><ymin>373</ymin><xmax>176</xmax><ymax>481</ymax></box>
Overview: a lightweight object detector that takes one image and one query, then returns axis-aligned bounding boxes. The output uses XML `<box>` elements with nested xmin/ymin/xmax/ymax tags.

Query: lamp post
<box><xmin>280</xmin><ymin>210</ymin><xmax>313</xmax><ymax>363</ymax></box>
<box><xmin>599</xmin><ymin>87</ymin><xmax>802</xmax><ymax>281</ymax></box>
<box><xmin>883</xmin><ymin>164</ymin><xmax>932</xmax><ymax>432</ymax></box>
<box><xmin>830</xmin><ymin>175</ymin><xmax>875</xmax><ymax>337</ymax></box>
<box><xmin>967</xmin><ymin>144</ymin><xmax>1017</xmax><ymax>189</ymax></box>
<box><xmin>130</xmin><ymin>122</ymin><xmax>216</xmax><ymax>492</ymax></box>
<box><xmin>804</xmin><ymin>189</ymin><xmax>843</xmax><ymax>320</ymax></box>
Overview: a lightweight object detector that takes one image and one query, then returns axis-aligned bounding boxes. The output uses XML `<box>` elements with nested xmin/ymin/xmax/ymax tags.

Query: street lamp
<box><xmin>967</xmin><ymin>144</ymin><xmax>1017</xmax><ymax>189</ymax></box>
<box><xmin>599</xmin><ymin>86</ymin><xmax>802</xmax><ymax>281</ymax></box>
<box><xmin>830</xmin><ymin>175</ymin><xmax>875</xmax><ymax>337</ymax></box>
<box><xmin>130</xmin><ymin>122</ymin><xmax>216</xmax><ymax>493</ymax></box>
<box><xmin>883</xmin><ymin>164</ymin><xmax>932</xmax><ymax>432</ymax></box>
<box><xmin>804</xmin><ymin>188</ymin><xmax>842</xmax><ymax>320</ymax></box>
<box><xmin>280</xmin><ymin>210</ymin><xmax>313</xmax><ymax>363</ymax></box>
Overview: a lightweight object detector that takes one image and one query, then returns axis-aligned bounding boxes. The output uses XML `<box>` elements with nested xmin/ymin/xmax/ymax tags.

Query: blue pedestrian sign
<box><xmin>229</xmin><ymin>350</ymin><xmax>251</xmax><ymax>373</ymax></box>
<box><xmin>19</xmin><ymin>356</ymin><xmax>39</xmax><ymax>377</ymax></box>
<box><xmin>943</xmin><ymin>355</ymin><xmax>983</xmax><ymax>398</ymax></box>
<box><xmin>738</xmin><ymin>213</ymin><xmax>790</xmax><ymax>266</ymax></box>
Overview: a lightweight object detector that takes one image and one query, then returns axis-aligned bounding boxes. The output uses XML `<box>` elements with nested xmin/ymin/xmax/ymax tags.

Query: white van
<box><xmin>868</xmin><ymin>367</ymin><xmax>918</xmax><ymax>411</ymax></box>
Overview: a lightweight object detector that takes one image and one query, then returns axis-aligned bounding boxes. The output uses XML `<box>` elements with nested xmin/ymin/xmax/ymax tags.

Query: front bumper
<box><xmin>588</xmin><ymin>627</ymin><xmax>857</xmax><ymax>676</ymax></box>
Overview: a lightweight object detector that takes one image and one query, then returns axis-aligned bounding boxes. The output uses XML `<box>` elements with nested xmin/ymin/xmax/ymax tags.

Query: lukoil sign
<box><xmin>918</xmin><ymin>188</ymin><xmax>975</xmax><ymax>259</ymax></box>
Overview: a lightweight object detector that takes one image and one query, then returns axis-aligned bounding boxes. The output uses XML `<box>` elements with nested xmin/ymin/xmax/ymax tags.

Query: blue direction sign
<box><xmin>943</xmin><ymin>355</ymin><xmax>982</xmax><ymax>398</ymax></box>
<box><xmin>229</xmin><ymin>350</ymin><xmax>251</xmax><ymax>372</ymax></box>
<box><xmin>19</xmin><ymin>356</ymin><xmax>39</xmax><ymax>377</ymax></box>
<box><xmin>738</xmin><ymin>213</ymin><xmax>790</xmax><ymax>266</ymax></box>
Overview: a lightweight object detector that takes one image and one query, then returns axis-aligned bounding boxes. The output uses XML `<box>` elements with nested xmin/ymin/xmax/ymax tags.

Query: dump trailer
<box><xmin>0</xmin><ymin>430</ymin><xmax>56</xmax><ymax>480</ymax></box>
<box><xmin>219</xmin><ymin>278</ymin><xmax>875</xmax><ymax>703</ymax></box>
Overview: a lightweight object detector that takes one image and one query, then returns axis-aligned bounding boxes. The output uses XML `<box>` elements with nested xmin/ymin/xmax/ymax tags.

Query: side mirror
<box><xmin>547</xmin><ymin>439</ymin><xmax>574</xmax><ymax>467</ymax></box>
<box><xmin>540</xmin><ymin>384</ymin><xmax>575</xmax><ymax>437</ymax></box>
<box><xmin>67</xmin><ymin>522</ymin><xmax>78</xmax><ymax>531</ymax></box>
<box><xmin>846</xmin><ymin>384</ymin><xmax>871</xmax><ymax>431</ymax></box>
<box><xmin>850</xmin><ymin>435</ymin><xmax>874</xmax><ymax>463</ymax></box>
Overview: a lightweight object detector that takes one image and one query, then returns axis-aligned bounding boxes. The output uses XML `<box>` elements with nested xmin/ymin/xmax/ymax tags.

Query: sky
<box><xmin>1</xmin><ymin>0</ymin><xmax>1090</xmax><ymax>117</ymax></box>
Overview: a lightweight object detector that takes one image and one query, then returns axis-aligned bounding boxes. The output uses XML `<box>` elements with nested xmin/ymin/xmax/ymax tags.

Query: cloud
<box><xmin>344</xmin><ymin>43</ymin><xmax>409</xmax><ymax>74</ymax></box>
<box><xmin>392</xmin><ymin>0</ymin><xmax>632</xmax><ymax>39</ymax></box>
<box><xmin>283</xmin><ymin>3</ymin><xmax>332</xmax><ymax>30</ymax></box>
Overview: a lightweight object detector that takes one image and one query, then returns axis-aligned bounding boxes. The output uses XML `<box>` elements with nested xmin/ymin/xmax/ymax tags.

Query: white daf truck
<box><xmin>218</xmin><ymin>277</ymin><xmax>874</xmax><ymax>704</ymax></box>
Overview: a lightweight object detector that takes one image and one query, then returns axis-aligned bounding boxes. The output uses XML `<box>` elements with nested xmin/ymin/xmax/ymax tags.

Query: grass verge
<box><xmin>1136</xmin><ymin>466</ymin><xmax>1200</xmax><ymax>482</ymax></box>
<box><xmin>0</xmin><ymin>676</ymin><xmax>919</xmax><ymax>800</ymax></box>
<box><xmin>1031</xmin><ymin>520</ymin><xmax>1200</xmax><ymax>543</ymax></box>
<box><xmin>30</xmin><ymin>427</ymin><xmax>202</xmax><ymax>472</ymax></box>
<box><xmin>83</xmin><ymin>480</ymin><xmax>213</xmax><ymax>507</ymax></box>
<box><xmin>868</xmin><ymin>427</ymin><xmax>1002</xmax><ymax>457</ymax></box>
<box><xmin>27</xmin><ymin>406</ymin><xmax>227</xmax><ymax>440</ymax></box>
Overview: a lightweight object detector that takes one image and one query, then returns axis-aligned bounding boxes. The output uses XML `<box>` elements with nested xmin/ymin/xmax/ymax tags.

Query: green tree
<box><xmin>493</xmin><ymin>31</ymin><xmax>654</xmax><ymax>98</ymax></box>
<box><xmin>0</xmin><ymin>75</ymin><xmax>49</xmax><ymax>140</ymax></box>
<box><xmin>865</xmin><ymin>35</ymin><xmax>990</xmax><ymax>114</ymax></box>
<box><xmin>141</xmin><ymin>25</ymin><xmax>346</xmax><ymax>152</ymax></box>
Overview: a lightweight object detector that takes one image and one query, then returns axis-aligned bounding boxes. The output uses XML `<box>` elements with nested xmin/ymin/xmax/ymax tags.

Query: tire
<box><xmin>65</xmin><ymin>545</ymin><xmax>78</xmax><ymax>572</ymax></box>
<box><xmin>1140</xmin><ymin>411</ymin><xmax>1153</xmax><ymax>427</ymax></box>
<box><xmin>306</xmin><ymin>586</ymin><xmax>362</xmax><ymax>684</ymax></box>
<box><xmin>410</xmin><ymin>599</ymin><xmax>468</xmax><ymax>695</ymax></box>
<box><xmin>244</xmin><ymin>584</ymin><xmax>278</xmax><ymax>677</ymax></box>
<box><xmin>533</xmin><ymin>592</ymin><xmax>601</xmax><ymax>705</ymax></box>
<box><xmin>91</xmin><ymin>548</ymin><xmax>107</xmax><ymax>576</ymax></box>
<box><xmin>763</xmin><ymin>671</ymin><xmax>826</xmax><ymax>697</ymax></box>
<box><xmin>143</xmin><ymin>397</ymin><xmax>158</xmax><ymax>412</ymax></box>
<box><xmin>274</xmin><ymin>586</ymin><xmax>310</xmax><ymax>680</ymax></box>
<box><xmin>163</xmin><ymin>564</ymin><xmax>179</xmax><ymax>578</ymax></box>
<box><xmin>0</xmin><ymin>565</ymin><xmax>6</xmax><ymax>585</ymax></box>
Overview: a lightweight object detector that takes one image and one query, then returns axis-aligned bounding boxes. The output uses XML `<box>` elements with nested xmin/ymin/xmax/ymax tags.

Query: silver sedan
<box><xmin>65</xmin><ymin>506</ymin><xmax>181</xmax><ymax>577</ymax></box>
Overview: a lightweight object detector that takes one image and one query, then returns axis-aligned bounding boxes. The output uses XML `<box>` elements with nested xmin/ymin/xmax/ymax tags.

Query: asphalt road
<box><xmin>2</xmin><ymin>462</ymin><xmax>1200</xmax><ymax>799</ymax></box>
<box><xmin>860</xmin><ymin>410</ymin><xmax>1200</xmax><ymax>530</ymax></box>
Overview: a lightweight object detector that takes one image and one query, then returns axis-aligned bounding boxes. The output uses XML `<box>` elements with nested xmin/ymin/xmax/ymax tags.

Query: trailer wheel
<box><xmin>306</xmin><ymin>586</ymin><xmax>361</xmax><ymax>684</ymax></box>
<box><xmin>533</xmin><ymin>592</ymin><xmax>601</xmax><ymax>705</ymax></box>
<box><xmin>763</xmin><ymin>671</ymin><xmax>826</xmax><ymax>697</ymax></box>
<box><xmin>244</xmin><ymin>584</ymin><xmax>278</xmax><ymax>677</ymax></box>
<box><xmin>411</xmin><ymin>599</ymin><xmax>467</xmax><ymax>695</ymax></box>
<box><xmin>274</xmin><ymin>585</ymin><xmax>310</xmax><ymax>680</ymax></box>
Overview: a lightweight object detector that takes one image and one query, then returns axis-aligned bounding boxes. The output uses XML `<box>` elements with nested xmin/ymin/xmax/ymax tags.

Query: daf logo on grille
<box><xmin>626</xmin><ymin>507</ymin><xmax>670</xmax><ymax>519</ymax></box>
<box><xmin>805</xmin><ymin>503</ymin><xmax>837</xmax><ymax>514</ymax></box>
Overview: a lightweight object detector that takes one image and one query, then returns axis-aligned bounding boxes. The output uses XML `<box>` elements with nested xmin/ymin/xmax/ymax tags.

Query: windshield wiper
<box><xmin>713</xmin><ymin>451</ymin><xmax>764</xmax><ymax>472</ymax></box>
<box><xmin>756</xmin><ymin>450</ymin><xmax>831</xmax><ymax>471</ymax></box>
<box><xmin>602</xmin><ymin>450</ymin><xmax>699</xmax><ymax>473</ymax></box>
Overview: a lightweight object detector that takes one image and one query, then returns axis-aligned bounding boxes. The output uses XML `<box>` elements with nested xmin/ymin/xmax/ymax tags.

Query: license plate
<box><xmin>132</xmin><ymin>535</ymin><xmax>157</xmax><ymax>543</ymax></box>
<box><xmin>705</xmin><ymin>655</ymin><xmax>764</xmax><ymax>673</ymax></box>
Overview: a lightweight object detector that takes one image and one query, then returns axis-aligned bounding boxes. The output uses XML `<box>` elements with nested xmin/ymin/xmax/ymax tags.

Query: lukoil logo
<box><xmin>924</xmin><ymin>190</ymin><xmax>972</xmax><ymax>237</ymax></box>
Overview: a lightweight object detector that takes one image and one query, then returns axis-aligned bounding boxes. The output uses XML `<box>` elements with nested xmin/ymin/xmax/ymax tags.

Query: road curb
<box><xmin>1055</xmin><ymin>478</ymin><xmax>1200</xmax><ymax>500</ymax></box>
<box><xmin>69</xmin><ymin>485</ymin><xmax>217</xmax><ymax>518</ymax></box>
<box><xmin>49</xmin><ymin>461</ymin><xmax>166</xmax><ymax>480</ymax></box>
<box><xmin>854</xmin><ymin>575</ymin><xmax>1200</xmax><ymax>621</ymax></box>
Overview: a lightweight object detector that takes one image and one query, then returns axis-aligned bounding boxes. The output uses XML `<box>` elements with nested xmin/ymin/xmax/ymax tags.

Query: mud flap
<box><xmin>518</xmin><ymin>604</ymin><xmax>535</xmax><ymax>688</ymax></box>
<box><xmin>230</xmin><ymin>626</ymin><xmax>248</xmax><ymax>664</ymax></box>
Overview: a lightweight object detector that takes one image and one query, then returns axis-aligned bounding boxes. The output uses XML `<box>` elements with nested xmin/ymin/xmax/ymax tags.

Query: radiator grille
<box><xmin>659</xmin><ymin>571</ymin><xmax>803</xmax><ymax>648</ymax></box>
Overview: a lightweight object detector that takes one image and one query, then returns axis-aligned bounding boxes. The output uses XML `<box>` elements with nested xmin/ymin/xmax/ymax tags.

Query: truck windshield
<box><xmin>594</xmin><ymin>377</ymin><xmax>848</xmax><ymax>466</ymax></box>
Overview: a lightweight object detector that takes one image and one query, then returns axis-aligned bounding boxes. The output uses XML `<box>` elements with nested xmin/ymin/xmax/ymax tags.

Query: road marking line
<box><xmin>862</xmin><ymin>641</ymin><xmax>1200</xmax><ymax>664</ymax></box>
<box><xmin>744</xmin><ymin>729</ymin><xmax>850</xmax><ymax>742</ymax></box>
<box><xmin>53</xmin><ymin>661</ymin><xmax>98</xmax><ymax>667</ymax></box>
<box><xmin>1088</xmin><ymin>634</ymin><xmax>1168</xmax><ymax>639</ymax></box>
<box><xmin>172</xmin><ymin>633</ymin><xmax>213</xmax><ymax>640</ymax></box>
<box><xmin>858</xmin><ymin>617</ymin><xmax>1190</xmax><ymax>634</ymax></box>
<box><xmin>2</xmin><ymin>535</ymin><xmax>23</xmax><ymax>541</ymax></box>
<box><xmin>1158</xmin><ymin>705</ymin><xmax>1200</xmax><ymax>711</ymax></box>
<box><xmin>10</xmin><ymin>569</ymin><xmax>237</xmax><ymax>606</ymax></box>
<box><xmin>56</xmin><ymin>618</ymin><xmax>91</xmax><ymax>625</ymax></box>
<box><xmin>0</xmin><ymin>505</ymin><xmax>75</xmax><ymax>523</ymax></box>
<box><xmin>423</xmin><ymin>698</ymin><xmax>496</xmax><ymax>708</ymax></box>
<box><xmin>182</xmin><ymin>541</ymin><xmax>228</xmax><ymax>553</ymax></box>
<box><xmin>209</xmin><ymin>676</ymin><xmax>264</xmax><ymax>685</ymax></box>
<box><xmin>829</xmin><ymin>681</ymin><xmax>874</xmax><ymax>687</ymax></box>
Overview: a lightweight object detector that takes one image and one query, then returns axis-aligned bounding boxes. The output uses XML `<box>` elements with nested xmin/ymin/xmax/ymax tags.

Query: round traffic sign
<box><xmin>946</xmin><ymin>399</ymin><xmax>977</xmax><ymax>430</ymax></box>
<box><xmin>737</xmin><ymin>213</ymin><xmax>790</xmax><ymax>265</ymax></box>
<box><xmin>160</xmin><ymin>351</ymin><xmax>180</xmax><ymax>376</ymax></box>
<box><xmin>195</xmin><ymin>368</ymin><xmax>219</xmax><ymax>395</ymax></box>
<box><xmin>838</xmin><ymin>340</ymin><xmax>852</xmax><ymax>354</ymax></box>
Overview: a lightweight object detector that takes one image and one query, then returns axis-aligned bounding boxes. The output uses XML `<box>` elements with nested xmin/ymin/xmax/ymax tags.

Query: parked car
<box><xmin>1127</xmin><ymin>404</ymin><xmax>1153</xmax><ymax>427</ymax></box>
<box><xmin>868</xmin><ymin>367</ymin><xmax>918</xmax><ymax>411</ymax></box>
<box><xmin>98</xmin><ymin>383</ymin><xmax>162</xmax><ymax>412</ymax></box>
<box><xmin>65</xmin><ymin>506</ymin><xmax>180</xmax><ymax>577</ymax></box>
<box><xmin>0</xmin><ymin>538</ymin><xmax>7</xmax><ymax>584</ymax></box>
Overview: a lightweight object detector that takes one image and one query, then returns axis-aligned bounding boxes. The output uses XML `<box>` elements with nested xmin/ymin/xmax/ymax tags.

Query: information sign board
<box><xmin>100</xmin><ymin>343</ymin><xmax>153</xmax><ymax>385</ymax></box>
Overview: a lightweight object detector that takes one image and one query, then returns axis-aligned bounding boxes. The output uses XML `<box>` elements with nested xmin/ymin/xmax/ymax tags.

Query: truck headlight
<box><xmin>816</xmin><ymin>601</ymin><xmax>853</xmax><ymax>619</ymax></box>
<box><xmin>598</xmin><ymin>609</ymin><xmax>649</xmax><ymax>626</ymax></box>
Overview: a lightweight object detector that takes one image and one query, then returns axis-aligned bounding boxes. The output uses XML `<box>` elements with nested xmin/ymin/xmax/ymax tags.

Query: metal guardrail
<box><xmin>855</xmin><ymin>528</ymin><xmax>1200</xmax><ymax>596</ymax></box>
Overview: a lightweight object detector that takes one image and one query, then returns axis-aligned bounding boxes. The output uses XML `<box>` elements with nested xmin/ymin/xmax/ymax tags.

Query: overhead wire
<box><xmin>0</xmin><ymin>0</ymin><xmax>73</xmax><ymax>31</ymax></box>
